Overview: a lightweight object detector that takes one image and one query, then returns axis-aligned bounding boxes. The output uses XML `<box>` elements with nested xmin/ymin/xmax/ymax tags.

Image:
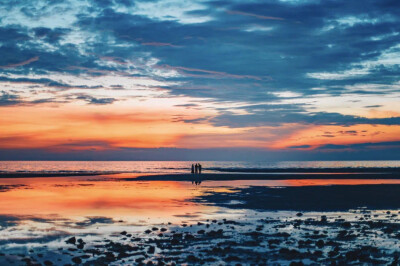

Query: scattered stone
<box><xmin>71</xmin><ymin>256</ymin><xmax>82</xmax><ymax>264</ymax></box>
<box><xmin>66</xmin><ymin>237</ymin><xmax>76</xmax><ymax>245</ymax></box>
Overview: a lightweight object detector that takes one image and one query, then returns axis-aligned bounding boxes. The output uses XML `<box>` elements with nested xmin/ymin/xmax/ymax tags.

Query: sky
<box><xmin>1</xmin><ymin>0</ymin><xmax>400</xmax><ymax>161</ymax></box>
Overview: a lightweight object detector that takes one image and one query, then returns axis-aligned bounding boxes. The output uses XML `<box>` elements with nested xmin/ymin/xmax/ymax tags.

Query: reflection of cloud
<box><xmin>0</xmin><ymin>56</ymin><xmax>39</xmax><ymax>68</ymax></box>
<box><xmin>160</xmin><ymin>65</ymin><xmax>265</xmax><ymax>80</ymax></box>
<box><xmin>75</xmin><ymin>216</ymin><xmax>115</xmax><ymax>227</ymax></box>
<box><xmin>226</xmin><ymin>10</ymin><xmax>285</xmax><ymax>21</ymax></box>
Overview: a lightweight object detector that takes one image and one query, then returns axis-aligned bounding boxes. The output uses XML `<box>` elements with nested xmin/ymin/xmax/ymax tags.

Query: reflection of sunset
<box><xmin>0</xmin><ymin>178</ymin><xmax>215</xmax><ymax>221</ymax></box>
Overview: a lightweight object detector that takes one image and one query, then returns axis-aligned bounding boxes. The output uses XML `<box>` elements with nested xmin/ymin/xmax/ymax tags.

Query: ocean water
<box><xmin>1</xmin><ymin>160</ymin><xmax>400</xmax><ymax>174</ymax></box>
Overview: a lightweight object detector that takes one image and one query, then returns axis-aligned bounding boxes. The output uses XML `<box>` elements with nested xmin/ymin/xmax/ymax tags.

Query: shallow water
<box><xmin>1</xmin><ymin>175</ymin><xmax>400</xmax><ymax>264</ymax></box>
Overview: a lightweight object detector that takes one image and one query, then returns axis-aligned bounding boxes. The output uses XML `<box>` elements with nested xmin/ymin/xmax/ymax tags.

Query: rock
<box><xmin>171</xmin><ymin>238</ymin><xmax>180</xmax><ymax>245</ymax></box>
<box><xmin>160</xmin><ymin>228</ymin><xmax>167</xmax><ymax>232</ymax></box>
<box><xmin>152</xmin><ymin>227</ymin><xmax>159</xmax><ymax>231</ymax></box>
<box><xmin>316</xmin><ymin>240</ymin><xmax>324</xmax><ymax>248</ymax></box>
<box><xmin>172</xmin><ymin>233</ymin><xmax>183</xmax><ymax>239</ymax></box>
<box><xmin>71</xmin><ymin>256</ymin><xmax>82</xmax><ymax>264</ymax></box>
<box><xmin>207</xmin><ymin>229</ymin><xmax>223</xmax><ymax>237</ymax></box>
<box><xmin>66</xmin><ymin>237</ymin><xmax>76</xmax><ymax>245</ymax></box>
<box><xmin>187</xmin><ymin>255</ymin><xmax>199</xmax><ymax>262</ymax></box>
<box><xmin>135</xmin><ymin>257</ymin><xmax>145</xmax><ymax>263</ymax></box>
<box><xmin>120</xmin><ymin>231</ymin><xmax>127</xmax><ymax>235</ymax></box>
<box><xmin>296</xmin><ymin>213</ymin><xmax>303</xmax><ymax>217</ymax></box>
<box><xmin>342</xmin><ymin>222</ymin><xmax>351</xmax><ymax>228</ymax></box>
<box><xmin>184</xmin><ymin>234</ymin><xmax>195</xmax><ymax>240</ymax></box>
<box><xmin>145</xmin><ymin>229</ymin><xmax>152</xmax><ymax>234</ymax></box>
<box><xmin>197</xmin><ymin>230</ymin><xmax>205</xmax><ymax>234</ymax></box>
<box><xmin>44</xmin><ymin>260</ymin><xmax>53</xmax><ymax>266</ymax></box>
<box><xmin>225</xmin><ymin>255</ymin><xmax>240</xmax><ymax>262</ymax></box>
<box><xmin>148</xmin><ymin>246</ymin><xmax>155</xmax><ymax>254</ymax></box>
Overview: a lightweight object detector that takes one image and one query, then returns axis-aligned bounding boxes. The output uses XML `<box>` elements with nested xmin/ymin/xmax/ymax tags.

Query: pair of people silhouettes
<box><xmin>191</xmin><ymin>163</ymin><xmax>202</xmax><ymax>174</ymax></box>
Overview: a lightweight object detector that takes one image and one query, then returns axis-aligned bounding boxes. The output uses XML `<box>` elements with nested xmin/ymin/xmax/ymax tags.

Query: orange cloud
<box><xmin>272</xmin><ymin>124</ymin><xmax>400</xmax><ymax>149</ymax></box>
<box><xmin>0</xmin><ymin>103</ymin><xmax>246</xmax><ymax>151</ymax></box>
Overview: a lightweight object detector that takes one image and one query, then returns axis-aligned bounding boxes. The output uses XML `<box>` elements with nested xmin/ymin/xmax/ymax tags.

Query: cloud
<box><xmin>1</xmin><ymin>0</ymin><xmax>400</xmax><ymax>157</ymax></box>
<box><xmin>75</xmin><ymin>94</ymin><xmax>117</xmax><ymax>105</ymax></box>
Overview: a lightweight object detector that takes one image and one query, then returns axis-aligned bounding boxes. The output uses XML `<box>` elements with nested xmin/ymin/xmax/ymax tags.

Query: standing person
<box><xmin>199</xmin><ymin>163</ymin><xmax>202</xmax><ymax>174</ymax></box>
<box><xmin>195</xmin><ymin>163</ymin><xmax>198</xmax><ymax>174</ymax></box>
<box><xmin>191</xmin><ymin>164</ymin><xmax>194</xmax><ymax>174</ymax></box>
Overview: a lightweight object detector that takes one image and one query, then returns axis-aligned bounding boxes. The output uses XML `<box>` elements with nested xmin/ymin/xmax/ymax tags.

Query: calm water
<box><xmin>1</xmin><ymin>160</ymin><xmax>400</xmax><ymax>174</ymax></box>
<box><xmin>1</xmin><ymin>161</ymin><xmax>400</xmax><ymax>264</ymax></box>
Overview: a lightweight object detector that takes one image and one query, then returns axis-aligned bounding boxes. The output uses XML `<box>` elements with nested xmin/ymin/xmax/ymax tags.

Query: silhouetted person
<box><xmin>199</xmin><ymin>164</ymin><xmax>202</xmax><ymax>174</ymax></box>
<box><xmin>191</xmin><ymin>164</ymin><xmax>194</xmax><ymax>174</ymax></box>
<box><xmin>195</xmin><ymin>163</ymin><xmax>198</xmax><ymax>174</ymax></box>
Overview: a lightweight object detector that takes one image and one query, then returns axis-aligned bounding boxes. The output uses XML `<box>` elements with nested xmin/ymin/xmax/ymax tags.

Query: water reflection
<box><xmin>2</xmin><ymin>176</ymin><xmax>400</xmax><ymax>265</ymax></box>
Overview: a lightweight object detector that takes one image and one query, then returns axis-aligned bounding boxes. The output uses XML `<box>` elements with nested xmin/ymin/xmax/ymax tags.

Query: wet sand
<box><xmin>133</xmin><ymin>172</ymin><xmax>400</xmax><ymax>181</ymax></box>
<box><xmin>194</xmin><ymin>184</ymin><xmax>400</xmax><ymax>211</ymax></box>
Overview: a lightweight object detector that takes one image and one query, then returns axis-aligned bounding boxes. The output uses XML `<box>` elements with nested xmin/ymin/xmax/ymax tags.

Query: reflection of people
<box><xmin>191</xmin><ymin>164</ymin><xmax>194</xmax><ymax>174</ymax></box>
<box><xmin>199</xmin><ymin>164</ymin><xmax>202</xmax><ymax>174</ymax></box>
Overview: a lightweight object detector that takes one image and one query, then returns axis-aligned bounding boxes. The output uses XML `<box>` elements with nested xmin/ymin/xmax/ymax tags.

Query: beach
<box><xmin>1</xmin><ymin>161</ymin><xmax>400</xmax><ymax>265</ymax></box>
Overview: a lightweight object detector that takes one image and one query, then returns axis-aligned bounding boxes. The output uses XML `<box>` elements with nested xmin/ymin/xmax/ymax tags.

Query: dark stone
<box><xmin>148</xmin><ymin>246</ymin><xmax>155</xmax><ymax>254</ymax></box>
<box><xmin>66</xmin><ymin>237</ymin><xmax>76</xmax><ymax>245</ymax></box>
<box><xmin>316</xmin><ymin>240</ymin><xmax>324</xmax><ymax>248</ymax></box>
<box><xmin>71</xmin><ymin>256</ymin><xmax>82</xmax><ymax>264</ymax></box>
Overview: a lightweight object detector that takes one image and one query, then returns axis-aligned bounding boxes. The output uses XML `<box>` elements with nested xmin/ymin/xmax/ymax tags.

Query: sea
<box><xmin>1</xmin><ymin>160</ymin><xmax>400</xmax><ymax>174</ymax></box>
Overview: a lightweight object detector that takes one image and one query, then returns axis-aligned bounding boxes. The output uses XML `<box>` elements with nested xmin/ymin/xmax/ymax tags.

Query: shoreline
<box><xmin>132</xmin><ymin>172</ymin><xmax>400</xmax><ymax>181</ymax></box>
<box><xmin>1</xmin><ymin>170</ymin><xmax>400</xmax><ymax>179</ymax></box>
